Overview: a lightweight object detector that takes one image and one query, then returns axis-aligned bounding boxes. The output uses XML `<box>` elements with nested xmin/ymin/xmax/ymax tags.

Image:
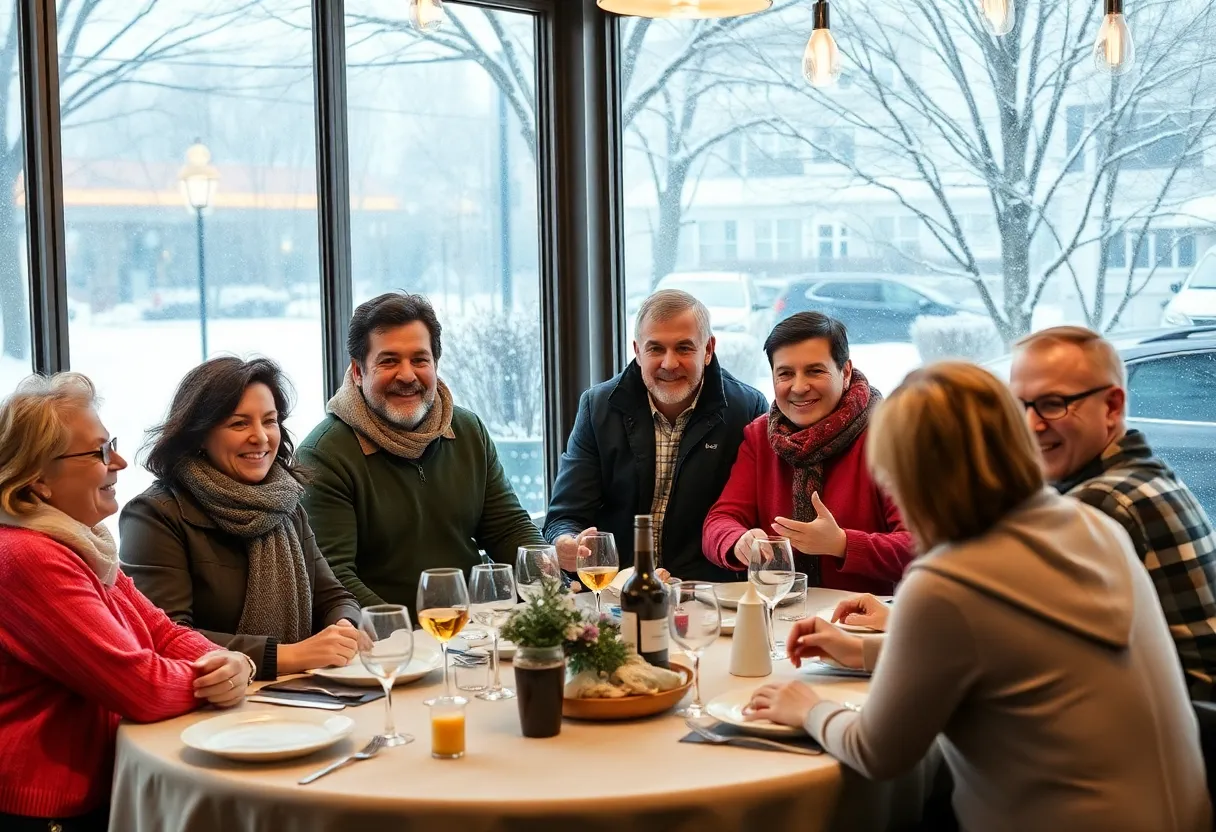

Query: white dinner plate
<box><xmin>720</xmin><ymin>616</ymin><xmax>735</xmax><ymax>636</ymax></box>
<box><xmin>711</xmin><ymin>583</ymin><xmax>799</xmax><ymax>610</ymax></box>
<box><xmin>307</xmin><ymin>646</ymin><xmax>442</xmax><ymax>687</ymax></box>
<box><xmin>181</xmin><ymin>710</ymin><xmax>354</xmax><ymax>762</ymax></box>
<box><xmin>705</xmin><ymin>689</ymin><xmax>805</xmax><ymax>737</ymax></box>
<box><xmin>815</xmin><ymin>606</ymin><xmax>883</xmax><ymax>633</ymax></box>
<box><xmin>464</xmin><ymin>638</ymin><xmax>517</xmax><ymax>661</ymax></box>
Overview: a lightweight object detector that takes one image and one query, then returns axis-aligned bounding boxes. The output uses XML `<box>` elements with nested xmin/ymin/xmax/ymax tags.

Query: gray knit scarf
<box><xmin>326</xmin><ymin>367</ymin><xmax>455</xmax><ymax>460</ymax></box>
<box><xmin>176</xmin><ymin>458</ymin><xmax>311</xmax><ymax>644</ymax></box>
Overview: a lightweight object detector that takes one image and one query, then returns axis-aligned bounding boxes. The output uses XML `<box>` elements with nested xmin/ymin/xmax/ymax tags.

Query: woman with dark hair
<box><xmin>119</xmin><ymin>357</ymin><xmax>361</xmax><ymax>680</ymax></box>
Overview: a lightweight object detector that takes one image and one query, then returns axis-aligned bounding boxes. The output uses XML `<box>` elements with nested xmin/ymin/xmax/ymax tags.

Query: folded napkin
<box><xmin>261</xmin><ymin>677</ymin><xmax>385</xmax><ymax>706</ymax></box>
<box><xmin>679</xmin><ymin>723</ymin><xmax>822</xmax><ymax>754</ymax></box>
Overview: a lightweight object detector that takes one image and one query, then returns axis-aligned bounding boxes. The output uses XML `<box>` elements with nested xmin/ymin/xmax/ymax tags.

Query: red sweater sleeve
<box><xmin>703</xmin><ymin>428</ymin><xmax>759</xmax><ymax>572</ymax></box>
<box><xmin>116</xmin><ymin>570</ymin><xmax>221</xmax><ymax>662</ymax></box>
<box><xmin>0</xmin><ymin>539</ymin><xmax>205</xmax><ymax>723</ymax></box>
<box><xmin>838</xmin><ymin>486</ymin><xmax>917</xmax><ymax>584</ymax></box>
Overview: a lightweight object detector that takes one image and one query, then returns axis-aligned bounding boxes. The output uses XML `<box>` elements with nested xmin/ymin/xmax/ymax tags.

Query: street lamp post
<box><xmin>179</xmin><ymin>141</ymin><xmax>219</xmax><ymax>361</ymax></box>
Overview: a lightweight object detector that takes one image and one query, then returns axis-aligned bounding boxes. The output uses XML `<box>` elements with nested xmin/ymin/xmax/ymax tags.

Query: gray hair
<box><xmin>634</xmin><ymin>289</ymin><xmax>712</xmax><ymax>343</ymax></box>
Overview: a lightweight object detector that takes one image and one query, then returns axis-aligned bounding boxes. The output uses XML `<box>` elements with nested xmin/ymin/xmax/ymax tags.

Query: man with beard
<box><xmin>299</xmin><ymin>292</ymin><xmax>545</xmax><ymax>611</ymax></box>
<box><xmin>544</xmin><ymin>290</ymin><xmax>768</xmax><ymax>582</ymax></box>
<box><xmin>704</xmin><ymin>312</ymin><xmax>914</xmax><ymax>594</ymax></box>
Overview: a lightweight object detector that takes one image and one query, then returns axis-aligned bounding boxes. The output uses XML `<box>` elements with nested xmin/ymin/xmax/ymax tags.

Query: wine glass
<box><xmin>747</xmin><ymin>536</ymin><xmax>796</xmax><ymax>660</ymax></box>
<box><xmin>469</xmin><ymin>563</ymin><xmax>517</xmax><ymax>702</ymax></box>
<box><xmin>417</xmin><ymin>568</ymin><xmax>470</xmax><ymax>705</ymax></box>
<box><xmin>774</xmin><ymin>572</ymin><xmax>809</xmax><ymax>653</ymax></box>
<box><xmin>576</xmin><ymin>532</ymin><xmax>619</xmax><ymax>617</ymax></box>
<box><xmin>668</xmin><ymin>582</ymin><xmax>721</xmax><ymax>718</ymax></box>
<box><xmin>516</xmin><ymin>545</ymin><xmax>560</xmax><ymax>603</ymax></box>
<box><xmin>358</xmin><ymin>604</ymin><xmax>415</xmax><ymax>747</ymax></box>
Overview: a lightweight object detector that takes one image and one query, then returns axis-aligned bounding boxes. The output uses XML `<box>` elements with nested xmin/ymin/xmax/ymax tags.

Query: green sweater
<box><xmin>298</xmin><ymin>408</ymin><xmax>545</xmax><ymax>612</ymax></box>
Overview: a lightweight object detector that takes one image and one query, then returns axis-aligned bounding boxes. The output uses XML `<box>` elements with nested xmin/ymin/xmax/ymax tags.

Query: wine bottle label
<box><xmin>640</xmin><ymin>616</ymin><xmax>669</xmax><ymax>654</ymax></box>
<box><xmin>621</xmin><ymin>611</ymin><xmax>639</xmax><ymax>650</ymax></box>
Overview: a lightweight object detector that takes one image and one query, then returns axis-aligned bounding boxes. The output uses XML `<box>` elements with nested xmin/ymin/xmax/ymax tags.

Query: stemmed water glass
<box><xmin>668</xmin><ymin>582</ymin><xmax>721</xmax><ymax>718</ymax></box>
<box><xmin>576</xmin><ymin>531</ymin><xmax>619</xmax><ymax>617</ymax></box>
<box><xmin>516</xmin><ymin>545</ymin><xmax>561</xmax><ymax>603</ymax></box>
<box><xmin>747</xmin><ymin>536</ymin><xmax>796</xmax><ymax>660</ymax></box>
<box><xmin>469</xmin><ymin>563</ymin><xmax>517</xmax><ymax>701</ymax></box>
<box><xmin>417</xmin><ymin>568</ymin><xmax>470</xmax><ymax>705</ymax></box>
<box><xmin>358</xmin><ymin>604</ymin><xmax>415</xmax><ymax>747</ymax></box>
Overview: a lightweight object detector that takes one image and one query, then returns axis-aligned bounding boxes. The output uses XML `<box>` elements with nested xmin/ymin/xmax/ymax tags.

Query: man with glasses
<box><xmin>1011</xmin><ymin>326</ymin><xmax>1216</xmax><ymax>700</ymax></box>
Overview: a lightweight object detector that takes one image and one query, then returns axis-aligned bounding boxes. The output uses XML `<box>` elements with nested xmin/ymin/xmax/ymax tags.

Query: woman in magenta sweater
<box><xmin>703</xmin><ymin>312</ymin><xmax>914</xmax><ymax>594</ymax></box>
<box><xmin>0</xmin><ymin>373</ymin><xmax>253</xmax><ymax>831</ymax></box>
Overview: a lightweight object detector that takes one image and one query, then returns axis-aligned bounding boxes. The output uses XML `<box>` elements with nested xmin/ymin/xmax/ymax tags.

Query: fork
<box><xmin>298</xmin><ymin>735</ymin><xmax>387</xmax><ymax>785</ymax></box>
<box><xmin>684</xmin><ymin>720</ymin><xmax>822</xmax><ymax>756</ymax></box>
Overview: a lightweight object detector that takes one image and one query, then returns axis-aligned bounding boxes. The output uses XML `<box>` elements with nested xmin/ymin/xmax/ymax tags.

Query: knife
<box><xmin>248</xmin><ymin>694</ymin><xmax>347</xmax><ymax>710</ymax></box>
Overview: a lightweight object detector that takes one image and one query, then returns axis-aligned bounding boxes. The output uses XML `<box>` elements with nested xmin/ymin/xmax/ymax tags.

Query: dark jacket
<box><xmin>118</xmin><ymin>483</ymin><xmax>361</xmax><ymax>680</ymax></box>
<box><xmin>544</xmin><ymin>356</ymin><xmax>768</xmax><ymax>582</ymax></box>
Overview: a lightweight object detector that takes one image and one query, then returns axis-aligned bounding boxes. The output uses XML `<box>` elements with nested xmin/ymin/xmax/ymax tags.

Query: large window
<box><xmin>0</xmin><ymin>1</ymin><xmax>33</xmax><ymax>393</ymax></box>
<box><xmin>345</xmin><ymin>2</ymin><xmax>546</xmax><ymax>515</ymax></box>
<box><xmin>619</xmin><ymin>1</ymin><xmax>1216</xmax><ymax>399</ymax></box>
<box><xmin>56</xmin><ymin>1</ymin><xmax>325</xmax><ymax>517</ymax></box>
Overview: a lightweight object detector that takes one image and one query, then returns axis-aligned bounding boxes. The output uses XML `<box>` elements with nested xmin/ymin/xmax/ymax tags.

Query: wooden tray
<box><xmin>562</xmin><ymin>664</ymin><xmax>694</xmax><ymax>721</ymax></box>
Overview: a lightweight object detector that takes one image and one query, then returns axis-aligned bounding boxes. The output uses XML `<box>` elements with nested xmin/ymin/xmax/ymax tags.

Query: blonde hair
<box><xmin>0</xmin><ymin>373</ymin><xmax>99</xmax><ymax>515</ymax></box>
<box><xmin>1014</xmin><ymin>326</ymin><xmax>1126</xmax><ymax>387</ymax></box>
<box><xmin>634</xmin><ymin>289</ymin><xmax>712</xmax><ymax>343</ymax></box>
<box><xmin>867</xmin><ymin>361</ymin><xmax>1044</xmax><ymax>550</ymax></box>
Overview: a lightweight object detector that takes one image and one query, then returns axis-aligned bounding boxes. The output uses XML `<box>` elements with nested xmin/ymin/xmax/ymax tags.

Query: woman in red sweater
<box><xmin>0</xmin><ymin>373</ymin><xmax>253</xmax><ymax>831</ymax></box>
<box><xmin>703</xmin><ymin>312</ymin><xmax>914</xmax><ymax>594</ymax></box>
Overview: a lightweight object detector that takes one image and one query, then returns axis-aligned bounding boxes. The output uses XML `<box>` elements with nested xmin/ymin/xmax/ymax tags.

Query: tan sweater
<box><xmin>805</xmin><ymin>489</ymin><xmax>1210</xmax><ymax>832</ymax></box>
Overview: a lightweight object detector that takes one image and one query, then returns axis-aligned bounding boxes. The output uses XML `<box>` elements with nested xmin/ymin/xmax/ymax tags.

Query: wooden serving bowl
<box><xmin>562</xmin><ymin>664</ymin><xmax>694</xmax><ymax>721</ymax></box>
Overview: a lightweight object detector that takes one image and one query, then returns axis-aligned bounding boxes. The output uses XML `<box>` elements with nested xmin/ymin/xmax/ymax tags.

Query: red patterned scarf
<box><xmin>767</xmin><ymin>369</ymin><xmax>881</xmax><ymax>526</ymax></box>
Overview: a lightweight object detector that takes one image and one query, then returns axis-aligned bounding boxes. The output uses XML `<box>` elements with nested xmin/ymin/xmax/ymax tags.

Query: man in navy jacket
<box><xmin>544</xmin><ymin>290</ymin><xmax>768</xmax><ymax>582</ymax></box>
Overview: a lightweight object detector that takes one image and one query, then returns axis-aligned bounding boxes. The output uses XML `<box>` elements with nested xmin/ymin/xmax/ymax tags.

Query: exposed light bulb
<box><xmin>979</xmin><ymin>0</ymin><xmax>1013</xmax><ymax>37</ymax></box>
<box><xmin>803</xmin><ymin>1</ymin><xmax>842</xmax><ymax>88</ymax></box>
<box><xmin>408</xmin><ymin>0</ymin><xmax>446</xmax><ymax>33</ymax></box>
<box><xmin>1094</xmin><ymin>0</ymin><xmax>1134</xmax><ymax>76</ymax></box>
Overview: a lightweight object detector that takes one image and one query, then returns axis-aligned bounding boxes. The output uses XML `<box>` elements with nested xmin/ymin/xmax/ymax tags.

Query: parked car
<box><xmin>140</xmin><ymin>285</ymin><xmax>290</xmax><ymax>320</ymax></box>
<box><xmin>1162</xmin><ymin>246</ymin><xmax>1216</xmax><ymax>327</ymax></box>
<box><xmin>774</xmin><ymin>273</ymin><xmax>983</xmax><ymax>344</ymax></box>
<box><xmin>654</xmin><ymin>271</ymin><xmax>770</xmax><ymax>339</ymax></box>
<box><xmin>988</xmin><ymin>325</ymin><xmax>1216</xmax><ymax>518</ymax></box>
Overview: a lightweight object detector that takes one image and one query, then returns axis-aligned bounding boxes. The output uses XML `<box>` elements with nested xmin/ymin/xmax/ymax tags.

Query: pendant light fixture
<box><xmin>803</xmin><ymin>0</ymin><xmax>842</xmax><ymax>88</ymax></box>
<box><xmin>978</xmin><ymin>0</ymin><xmax>1014</xmax><ymax>37</ymax></box>
<box><xmin>1093</xmin><ymin>0</ymin><xmax>1134</xmax><ymax>76</ymax></box>
<box><xmin>596</xmin><ymin>0</ymin><xmax>772</xmax><ymax>20</ymax></box>
<box><xmin>408</xmin><ymin>0</ymin><xmax>447</xmax><ymax>32</ymax></box>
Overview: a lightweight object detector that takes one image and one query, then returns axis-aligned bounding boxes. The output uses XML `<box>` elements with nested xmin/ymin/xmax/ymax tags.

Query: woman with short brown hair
<box><xmin>748</xmin><ymin>361</ymin><xmax>1209</xmax><ymax>832</ymax></box>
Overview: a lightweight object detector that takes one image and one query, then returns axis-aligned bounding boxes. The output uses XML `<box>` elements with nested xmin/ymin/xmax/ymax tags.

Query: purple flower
<box><xmin>581</xmin><ymin>623</ymin><xmax>600</xmax><ymax>642</ymax></box>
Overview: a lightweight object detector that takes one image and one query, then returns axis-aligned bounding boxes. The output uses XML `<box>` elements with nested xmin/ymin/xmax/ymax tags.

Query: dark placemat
<box><xmin>679</xmin><ymin>722</ymin><xmax>823</xmax><ymax>754</ymax></box>
<box><xmin>261</xmin><ymin>677</ymin><xmax>385</xmax><ymax>706</ymax></box>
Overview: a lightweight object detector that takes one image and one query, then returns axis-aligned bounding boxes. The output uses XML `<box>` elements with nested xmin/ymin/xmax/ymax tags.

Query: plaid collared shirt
<box><xmin>1058</xmin><ymin>430</ymin><xmax>1216</xmax><ymax>701</ymax></box>
<box><xmin>648</xmin><ymin>386</ymin><xmax>703</xmax><ymax>566</ymax></box>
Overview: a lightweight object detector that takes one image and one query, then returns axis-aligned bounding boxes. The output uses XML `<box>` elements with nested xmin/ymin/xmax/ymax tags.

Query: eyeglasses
<box><xmin>1019</xmin><ymin>386</ymin><xmax>1112</xmax><ymax>421</ymax></box>
<box><xmin>56</xmin><ymin>437</ymin><xmax>118</xmax><ymax>465</ymax></box>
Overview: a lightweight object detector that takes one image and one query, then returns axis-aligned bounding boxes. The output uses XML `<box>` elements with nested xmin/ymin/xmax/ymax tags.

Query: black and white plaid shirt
<box><xmin>648</xmin><ymin>386</ymin><xmax>702</xmax><ymax>566</ymax></box>
<box><xmin>1059</xmin><ymin>430</ymin><xmax>1216</xmax><ymax>701</ymax></box>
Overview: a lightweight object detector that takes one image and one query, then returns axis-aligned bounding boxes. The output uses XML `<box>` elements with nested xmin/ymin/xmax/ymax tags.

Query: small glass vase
<box><xmin>513</xmin><ymin>645</ymin><xmax>565</xmax><ymax>738</ymax></box>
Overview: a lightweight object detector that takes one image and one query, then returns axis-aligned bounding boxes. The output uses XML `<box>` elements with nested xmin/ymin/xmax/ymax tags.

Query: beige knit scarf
<box><xmin>0</xmin><ymin>503</ymin><xmax>119</xmax><ymax>586</ymax></box>
<box><xmin>326</xmin><ymin>367</ymin><xmax>455</xmax><ymax>460</ymax></box>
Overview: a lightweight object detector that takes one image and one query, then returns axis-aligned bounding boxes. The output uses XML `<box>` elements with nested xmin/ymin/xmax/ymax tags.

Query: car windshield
<box><xmin>1187</xmin><ymin>251</ymin><xmax>1216</xmax><ymax>289</ymax></box>
<box><xmin>660</xmin><ymin>278</ymin><xmax>746</xmax><ymax>307</ymax></box>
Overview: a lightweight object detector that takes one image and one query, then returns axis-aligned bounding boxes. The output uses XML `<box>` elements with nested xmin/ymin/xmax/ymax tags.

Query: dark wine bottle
<box><xmin>620</xmin><ymin>514</ymin><xmax>670</xmax><ymax>668</ymax></box>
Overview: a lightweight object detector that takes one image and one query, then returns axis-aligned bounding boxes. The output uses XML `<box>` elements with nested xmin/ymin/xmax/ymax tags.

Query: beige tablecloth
<box><xmin>108</xmin><ymin>589</ymin><xmax>937</xmax><ymax>832</ymax></box>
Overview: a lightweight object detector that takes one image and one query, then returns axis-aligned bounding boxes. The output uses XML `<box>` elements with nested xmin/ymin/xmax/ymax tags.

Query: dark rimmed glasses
<box><xmin>1020</xmin><ymin>386</ymin><xmax>1112</xmax><ymax>421</ymax></box>
<box><xmin>56</xmin><ymin>437</ymin><xmax>118</xmax><ymax>465</ymax></box>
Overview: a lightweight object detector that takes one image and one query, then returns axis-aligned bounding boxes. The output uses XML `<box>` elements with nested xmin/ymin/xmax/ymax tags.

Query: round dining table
<box><xmin>108</xmin><ymin>588</ymin><xmax>937</xmax><ymax>832</ymax></box>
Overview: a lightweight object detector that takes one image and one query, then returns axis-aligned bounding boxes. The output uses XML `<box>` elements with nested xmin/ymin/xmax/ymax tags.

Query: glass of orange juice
<box><xmin>430</xmin><ymin>698</ymin><xmax>466</xmax><ymax>759</ymax></box>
